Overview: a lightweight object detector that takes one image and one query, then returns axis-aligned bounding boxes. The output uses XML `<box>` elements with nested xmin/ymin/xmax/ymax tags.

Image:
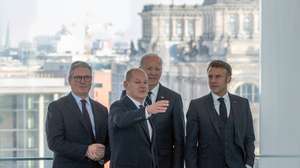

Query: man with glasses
<box><xmin>46</xmin><ymin>61</ymin><xmax>110</xmax><ymax>168</ymax></box>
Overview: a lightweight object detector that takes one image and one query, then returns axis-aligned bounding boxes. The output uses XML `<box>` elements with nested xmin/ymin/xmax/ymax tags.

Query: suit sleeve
<box><xmin>185</xmin><ymin>100</ymin><xmax>199</xmax><ymax>168</ymax></box>
<box><xmin>46</xmin><ymin>102</ymin><xmax>87</xmax><ymax>160</ymax></box>
<box><xmin>104</xmin><ymin>126</ymin><xmax>110</xmax><ymax>163</ymax></box>
<box><xmin>172</xmin><ymin>95</ymin><xmax>185</xmax><ymax>168</ymax></box>
<box><xmin>244</xmin><ymin>100</ymin><xmax>255</xmax><ymax>166</ymax></box>
<box><xmin>109</xmin><ymin>101</ymin><xmax>147</xmax><ymax>128</ymax></box>
<box><xmin>100</xmin><ymin>106</ymin><xmax>110</xmax><ymax>163</ymax></box>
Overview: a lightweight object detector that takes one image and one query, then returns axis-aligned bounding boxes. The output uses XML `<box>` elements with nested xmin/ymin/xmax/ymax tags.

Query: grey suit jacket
<box><xmin>185</xmin><ymin>93</ymin><xmax>255</xmax><ymax>168</ymax></box>
<box><xmin>46</xmin><ymin>93</ymin><xmax>110</xmax><ymax>168</ymax></box>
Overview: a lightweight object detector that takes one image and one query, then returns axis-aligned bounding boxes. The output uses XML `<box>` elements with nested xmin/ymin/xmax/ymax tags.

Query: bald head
<box><xmin>125</xmin><ymin>68</ymin><xmax>147</xmax><ymax>81</ymax></box>
<box><xmin>140</xmin><ymin>53</ymin><xmax>163</xmax><ymax>68</ymax></box>
<box><xmin>124</xmin><ymin>68</ymin><xmax>148</xmax><ymax>102</ymax></box>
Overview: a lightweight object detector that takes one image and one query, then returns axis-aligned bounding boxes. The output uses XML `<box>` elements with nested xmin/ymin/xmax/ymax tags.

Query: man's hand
<box><xmin>146</xmin><ymin>100</ymin><xmax>169</xmax><ymax>114</ymax></box>
<box><xmin>86</xmin><ymin>143</ymin><xmax>105</xmax><ymax>161</ymax></box>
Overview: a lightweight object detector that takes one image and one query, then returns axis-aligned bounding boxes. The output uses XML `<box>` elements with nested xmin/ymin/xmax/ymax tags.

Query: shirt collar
<box><xmin>150</xmin><ymin>83</ymin><xmax>160</xmax><ymax>98</ymax></box>
<box><xmin>127</xmin><ymin>95</ymin><xmax>143</xmax><ymax>108</ymax></box>
<box><xmin>211</xmin><ymin>92</ymin><xmax>229</xmax><ymax>103</ymax></box>
<box><xmin>71</xmin><ymin>92</ymin><xmax>91</xmax><ymax>105</ymax></box>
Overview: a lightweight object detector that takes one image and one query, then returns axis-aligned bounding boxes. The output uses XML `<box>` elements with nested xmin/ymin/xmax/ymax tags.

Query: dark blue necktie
<box><xmin>144</xmin><ymin>91</ymin><xmax>152</xmax><ymax>106</ymax></box>
<box><xmin>218</xmin><ymin>97</ymin><xmax>227</xmax><ymax>122</ymax></box>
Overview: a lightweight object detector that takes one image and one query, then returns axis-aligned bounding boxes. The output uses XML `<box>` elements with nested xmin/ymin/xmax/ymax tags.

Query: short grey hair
<box><xmin>139</xmin><ymin>53</ymin><xmax>163</xmax><ymax>67</ymax></box>
<box><xmin>68</xmin><ymin>61</ymin><xmax>92</xmax><ymax>81</ymax></box>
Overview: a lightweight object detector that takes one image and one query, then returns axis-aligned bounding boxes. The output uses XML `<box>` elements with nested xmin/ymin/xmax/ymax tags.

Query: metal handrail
<box><xmin>0</xmin><ymin>155</ymin><xmax>299</xmax><ymax>161</ymax></box>
<box><xmin>0</xmin><ymin>157</ymin><xmax>53</xmax><ymax>161</ymax></box>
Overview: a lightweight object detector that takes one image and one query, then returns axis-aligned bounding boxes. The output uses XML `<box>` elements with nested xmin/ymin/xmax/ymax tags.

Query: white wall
<box><xmin>260</xmin><ymin>0</ymin><xmax>300</xmax><ymax>167</ymax></box>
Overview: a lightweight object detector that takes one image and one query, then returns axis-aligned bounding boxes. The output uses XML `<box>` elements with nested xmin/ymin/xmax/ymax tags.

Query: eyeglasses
<box><xmin>72</xmin><ymin>75</ymin><xmax>92</xmax><ymax>82</ymax></box>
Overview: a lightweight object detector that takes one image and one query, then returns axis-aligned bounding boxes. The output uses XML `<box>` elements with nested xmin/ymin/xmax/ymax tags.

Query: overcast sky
<box><xmin>0</xmin><ymin>0</ymin><xmax>203</xmax><ymax>46</ymax></box>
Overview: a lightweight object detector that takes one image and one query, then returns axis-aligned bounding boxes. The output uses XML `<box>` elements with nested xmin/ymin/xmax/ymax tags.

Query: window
<box><xmin>228</xmin><ymin>14</ymin><xmax>239</xmax><ymax>38</ymax></box>
<box><xmin>243</xmin><ymin>14</ymin><xmax>254</xmax><ymax>38</ymax></box>
<box><xmin>187</xmin><ymin>20</ymin><xmax>195</xmax><ymax>37</ymax></box>
<box><xmin>1</xmin><ymin>0</ymin><xmax>261</xmax><ymax>167</ymax></box>
<box><xmin>235</xmin><ymin>83</ymin><xmax>259</xmax><ymax>102</ymax></box>
<box><xmin>176</xmin><ymin>19</ymin><xmax>183</xmax><ymax>37</ymax></box>
<box><xmin>164</xmin><ymin>19</ymin><xmax>170</xmax><ymax>37</ymax></box>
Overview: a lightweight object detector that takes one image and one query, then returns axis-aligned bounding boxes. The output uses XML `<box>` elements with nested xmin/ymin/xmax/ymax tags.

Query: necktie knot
<box><xmin>80</xmin><ymin>99</ymin><xmax>87</xmax><ymax>104</ymax></box>
<box><xmin>218</xmin><ymin>97</ymin><xmax>224</xmax><ymax>103</ymax></box>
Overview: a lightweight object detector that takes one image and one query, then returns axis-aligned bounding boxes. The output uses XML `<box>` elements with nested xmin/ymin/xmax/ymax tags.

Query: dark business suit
<box><xmin>46</xmin><ymin>93</ymin><xmax>110</xmax><ymax>168</ymax></box>
<box><xmin>109</xmin><ymin>96</ymin><xmax>157</xmax><ymax>168</ymax></box>
<box><xmin>185</xmin><ymin>93</ymin><xmax>255</xmax><ymax>168</ymax></box>
<box><xmin>120</xmin><ymin>83</ymin><xmax>185</xmax><ymax>168</ymax></box>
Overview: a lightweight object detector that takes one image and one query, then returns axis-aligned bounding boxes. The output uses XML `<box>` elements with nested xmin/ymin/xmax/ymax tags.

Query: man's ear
<box><xmin>227</xmin><ymin>75</ymin><xmax>231</xmax><ymax>83</ymax></box>
<box><xmin>123</xmin><ymin>81</ymin><xmax>128</xmax><ymax>89</ymax></box>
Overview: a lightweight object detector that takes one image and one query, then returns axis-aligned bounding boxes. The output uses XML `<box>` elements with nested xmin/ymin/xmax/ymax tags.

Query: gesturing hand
<box><xmin>146</xmin><ymin>100</ymin><xmax>169</xmax><ymax>115</ymax></box>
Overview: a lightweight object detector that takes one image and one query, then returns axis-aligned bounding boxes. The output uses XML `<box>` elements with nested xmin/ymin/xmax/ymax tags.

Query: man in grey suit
<box><xmin>185</xmin><ymin>60</ymin><xmax>255</xmax><ymax>168</ymax></box>
<box><xmin>109</xmin><ymin>68</ymin><xmax>169</xmax><ymax>168</ymax></box>
<box><xmin>46</xmin><ymin>61</ymin><xmax>110</xmax><ymax>168</ymax></box>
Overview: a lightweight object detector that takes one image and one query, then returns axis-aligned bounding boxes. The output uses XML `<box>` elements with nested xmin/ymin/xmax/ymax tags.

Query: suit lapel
<box><xmin>151</xmin><ymin>84</ymin><xmax>167</xmax><ymax>122</ymax></box>
<box><xmin>66</xmin><ymin>93</ymin><xmax>93</xmax><ymax>139</ymax></box>
<box><xmin>229</xmin><ymin>94</ymin><xmax>242</xmax><ymax>144</ymax></box>
<box><xmin>123</xmin><ymin>96</ymin><xmax>151</xmax><ymax>142</ymax></box>
<box><xmin>206</xmin><ymin>94</ymin><xmax>222</xmax><ymax>138</ymax></box>
<box><xmin>155</xmin><ymin>84</ymin><xmax>165</xmax><ymax>101</ymax></box>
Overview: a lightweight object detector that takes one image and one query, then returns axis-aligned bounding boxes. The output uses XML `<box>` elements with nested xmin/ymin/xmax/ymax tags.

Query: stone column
<box><xmin>38</xmin><ymin>95</ymin><xmax>45</xmax><ymax>168</ymax></box>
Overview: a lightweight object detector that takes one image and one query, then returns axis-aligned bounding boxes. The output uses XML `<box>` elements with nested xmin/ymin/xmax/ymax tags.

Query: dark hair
<box><xmin>140</xmin><ymin>53</ymin><xmax>163</xmax><ymax>67</ymax></box>
<box><xmin>68</xmin><ymin>61</ymin><xmax>92</xmax><ymax>81</ymax></box>
<box><xmin>207</xmin><ymin>60</ymin><xmax>232</xmax><ymax>76</ymax></box>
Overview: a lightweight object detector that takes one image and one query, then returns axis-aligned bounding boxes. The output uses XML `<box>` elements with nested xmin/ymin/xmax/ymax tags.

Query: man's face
<box><xmin>69</xmin><ymin>67</ymin><xmax>92</xmax><ymax>98</ymax></box>
<box><xmin>208</xmin><ymin>67</ymin><xmax>231</xmax><ymax>96</ymax></box>
<box><xmin>124</xmin><ymin>70</ymin><xmax>148</xmax><ymax>102</ymax></box>
<box><xmin>141</xmin><ymin>57</ymin><xmax>162</xmax><ymax>89</ymax></box>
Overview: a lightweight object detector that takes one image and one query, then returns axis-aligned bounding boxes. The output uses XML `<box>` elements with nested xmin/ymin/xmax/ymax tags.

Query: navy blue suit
<box><xmin>46</xmin><ymin>93</ymin><xmax>110</xmax><ymax>168</ymax></box>
<box><xmin>120</xmin><ymin>84</ymin><xmax>185</xmax><ymax>168</ymax></box>
<box><xmin>109</xmin><ymin>96</ymin><xmax>157</xmax><ymax>168</ymax></box>
<box><xmin>185</xmin><ymin>93</ymin><xmax>255</xmax><ymax>168</ymax></box>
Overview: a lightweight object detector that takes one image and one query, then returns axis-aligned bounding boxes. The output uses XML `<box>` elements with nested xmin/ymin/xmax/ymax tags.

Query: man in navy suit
<box><xmin>46</xmin><ymin>61</ymin><xmax>110</xmax><ymax>168</ymax></box>
<box><xmin>121</xmin><ymin>54</ymin><xmax>185</xmax><ymax>168</ymax></box>
<box><xmin>185</xmin><ymin>60</ymin><xmax>255</xmax><ymax>168</ymax></box>
<box><xmin>109</xmin><ymin>68</ymin><xmax>169</xmax><ymax>168</ymax></box>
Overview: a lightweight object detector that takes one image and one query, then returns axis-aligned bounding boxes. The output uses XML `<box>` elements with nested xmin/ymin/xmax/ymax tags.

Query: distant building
<box><xmin>0</xmin><ymin>63</ymin><xmax>68</xmax><ymax>168</ymax></box>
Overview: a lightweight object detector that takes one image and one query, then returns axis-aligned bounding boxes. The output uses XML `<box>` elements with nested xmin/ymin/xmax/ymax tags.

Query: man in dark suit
<box><xmin>185</xmin><ymin>60</ymin><xmax>255</xmax><ymax>168</ymax></box>
<box><xmin>46</xmin><ymin>61</ymin><xmax>110</xmax><ymax>168</ymax></box>
<box><xmin>109</xmin><ymin>68</ymin><xmax>169</xmax><ymax>168</ymax></box>
<box><xmin>120</xmin><ymin>54</ymin><xmax>185</xmax><ymax>168</ymax></box>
